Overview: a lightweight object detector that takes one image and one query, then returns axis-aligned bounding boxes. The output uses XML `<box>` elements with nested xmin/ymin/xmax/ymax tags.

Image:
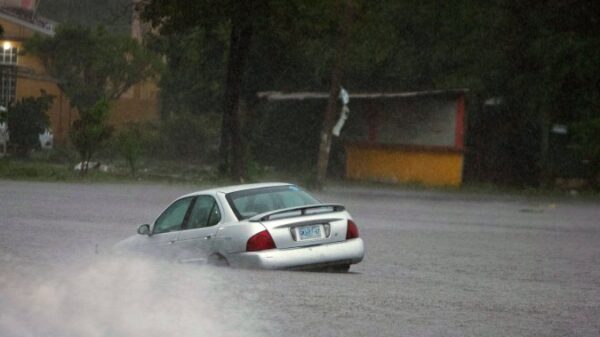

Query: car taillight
<box><xmin>246</xmin><ymin>230</ymin><xmax>277</xmax><ymax>252</ymax></box>
<box><xmin>346</xmin><ymin>219</ymin><xmax>359</xmax><ymax>239</ymax></box>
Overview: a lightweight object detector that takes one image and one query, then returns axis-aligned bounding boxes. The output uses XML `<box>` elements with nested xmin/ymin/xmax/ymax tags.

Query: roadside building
<box><xmin>257</xmin><ymin>89</ymin><xmax>467</xmax><ymax>187</ymax></box>
<box><xmin>0</xmin><ymin>3</ymin><xmax>159</xmax><ymax>144</ymax></box>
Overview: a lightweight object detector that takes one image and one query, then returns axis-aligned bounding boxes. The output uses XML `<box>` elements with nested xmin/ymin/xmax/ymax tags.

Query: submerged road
<box><xmin>0</xmin><ymin>180</ymin><xmax>599</xmax><ymax>337</ymax></box>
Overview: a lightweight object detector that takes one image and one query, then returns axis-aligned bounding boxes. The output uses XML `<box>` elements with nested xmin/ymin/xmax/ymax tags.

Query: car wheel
<box><xmin>328</xmin><ymin>264</ymin><xmax>350</xmax><ymax>273</ymax></box>
<box><xmin>207</xmin><ymin>253</ymin><xmax>229</xmax><ymax>267</ymax></box>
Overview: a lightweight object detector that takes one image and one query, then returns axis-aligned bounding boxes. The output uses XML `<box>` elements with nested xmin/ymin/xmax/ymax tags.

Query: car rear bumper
<box><xmin>228</xmin><ymin>238</ymin><xmax>365</xmax><ymax>270</ymax></box>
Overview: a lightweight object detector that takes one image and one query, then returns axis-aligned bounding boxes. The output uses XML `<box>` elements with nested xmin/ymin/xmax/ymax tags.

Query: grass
<box><xmin>1</xmin><ymin>152</ymin><xmax>598</xmax><ymax>200</ymax></box>
<box><xmin>0</xmin><ymin>156</ymin><xmax>225</xmax><ymax>185</ymax></box>
<box><xmin>0</xmin><ymin>159</ymin><xmax>70</xmax><ymax>181</ymax></box>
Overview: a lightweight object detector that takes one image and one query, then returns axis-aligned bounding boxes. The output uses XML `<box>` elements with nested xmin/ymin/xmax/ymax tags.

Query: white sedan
<box><xmin>114</xmin><ymin>183</ymin><xmax>365</xmax><ymax>271</ymax></box>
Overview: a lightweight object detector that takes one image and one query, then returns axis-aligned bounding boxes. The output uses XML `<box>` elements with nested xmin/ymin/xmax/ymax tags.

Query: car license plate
<box><xmin>297</xmin><ymin>224</ymin><xmax>324</xmax><ymax>241</ymax></box>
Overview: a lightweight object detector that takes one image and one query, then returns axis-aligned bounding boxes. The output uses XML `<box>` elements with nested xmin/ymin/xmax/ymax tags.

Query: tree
<box><xmin>70</xmin><ymin>99</ymin><xmax>112</xmax><ymax>173</ymax></box>
<box><xmin>25</xmin><ymin>24</ymin><xmax>159</xmax><ymax>173</ymax></box>
<box><xmin>571</xmin><ymin>117</ymin><xmax>600</xmax><ymax>188</ymax></box>
<box><xmin>140</xmin><ymin>0</ymin><xmax>361</xmax><ymax>182</ymax></box>
<box><xmin>7</xmin><ymin>93</ymin><xmax>54</xmax><ymax>157</ymax></box>
<box><xmin>140</xmin><ymin>0</ymin><xmax>268</xmax><ymax>181</ymax></box>
<box><xmin>468</xmin><ymin>0</ymin><xmax>600</xmax><ymax>185</ymax></box>
<box><xmin>116</xmin><ymin>122</ymin><xmax>143</xmax><ymax>176</ymax></box>
<box><xmin>139</xmin><ymin>0</ymin><xmax>600</xmax><ymax>186</ymax></box>
<box><xmin>144</xmin><ymin>28</ymin><xmax>228</xmax><ymax>118</ymax></box>
<box><xmin>342</xmin><ymin>0</ymin><xmax>600</xmax><ymax>186</ymax></box>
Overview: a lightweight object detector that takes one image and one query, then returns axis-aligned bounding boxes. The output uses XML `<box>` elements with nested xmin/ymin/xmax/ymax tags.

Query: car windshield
<box><xmin>226</xmin><ymin>185</ymin><xmax>320</xmax><ymax>220</ymax></box>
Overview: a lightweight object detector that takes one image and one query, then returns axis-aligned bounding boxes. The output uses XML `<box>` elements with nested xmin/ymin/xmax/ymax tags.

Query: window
<box><xmin>153</xmin><ymin>197</ymin><xmax>193</xmax><ymax>234</ymax></box>
<box><xmin>0</xmin><ymin>66</ymin><xmax>16</xmax><ymax>108</ymax></box>
<box><xmin>186</xmin><ymin>196</ymin><xmax>221</xmax><ymax>229</ymax></box>
<box><xmin>0</xmin><ymin>45</ymin><xmax>18</xmax><ymax>108</ymax></box>
<box><xmin>227</xmin><ymin>185</ymin><xmax>320</xmax><ymax>220</ymax></box>
<box><xmin>0</xmin><ymin>47</ymin><xmax>17</xmax><ymax>65</ymax></box>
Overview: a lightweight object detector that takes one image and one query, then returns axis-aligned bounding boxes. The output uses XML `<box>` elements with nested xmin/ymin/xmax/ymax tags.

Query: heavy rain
<box><xmin>1</xmin><ymin>1</ymin><xmax>599</xmax><ymax>337</ymax></box>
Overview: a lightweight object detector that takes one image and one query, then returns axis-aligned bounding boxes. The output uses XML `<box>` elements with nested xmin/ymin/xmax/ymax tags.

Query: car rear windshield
<box><xmin>226</xmin><ymin>185</ymin><xmax>320</xmax><ymax>220</ymax></box>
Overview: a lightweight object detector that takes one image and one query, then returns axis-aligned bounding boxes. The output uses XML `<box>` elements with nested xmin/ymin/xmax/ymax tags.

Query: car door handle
<box><xmin>168</xmin><ymin>240</ymin><xmax>176</xmax><ymax>244</ymax></box>
<box><xmin>204</xmin><ymin>235</ymin><xmax>212</xmax><ymax>240</ymax></box>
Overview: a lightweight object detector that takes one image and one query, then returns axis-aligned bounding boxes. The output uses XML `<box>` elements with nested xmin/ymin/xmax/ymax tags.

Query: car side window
<box><xmin>153</xmin><ymin>197</ymin><xmax>194</xmax><ymax>234</ymax></box>
<box><xmin>187</xmin><ymin>196</ymin><xmax>221</xmax><ymax>229</ymax></box>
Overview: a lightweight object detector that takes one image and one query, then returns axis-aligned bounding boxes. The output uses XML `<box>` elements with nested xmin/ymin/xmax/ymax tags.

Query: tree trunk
<box><xmin>315</xmin><ymin>0</ymin><xmax>355</xmax><ymax>188</ymax></box>
<box><xmin>218</xmin><ymin>3</ymin><xmax>254</xmax><ymax>182</ymax></box>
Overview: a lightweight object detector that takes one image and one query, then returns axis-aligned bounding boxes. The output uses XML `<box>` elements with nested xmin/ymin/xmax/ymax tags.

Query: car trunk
<box><xmin>258</xmin><ymin>211</ymin><xmax>348</xmax><ymax>249</ymax></box>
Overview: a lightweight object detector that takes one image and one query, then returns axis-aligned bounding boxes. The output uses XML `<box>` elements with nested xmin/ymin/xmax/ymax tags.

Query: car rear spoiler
<box><xmin>249</xmin><ymin>204</ymin><xmax>346</xmax><ymax>222</ymax></box>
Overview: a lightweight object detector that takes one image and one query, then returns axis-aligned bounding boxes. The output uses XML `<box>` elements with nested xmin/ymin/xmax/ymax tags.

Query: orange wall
<box><xmin>346</xmin><ymin>144</ymin><xmax>464</xmax><ymax>187</ymax></box>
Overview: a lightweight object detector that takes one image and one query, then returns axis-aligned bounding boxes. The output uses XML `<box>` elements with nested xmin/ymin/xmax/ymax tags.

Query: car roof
<box><xmin>180</xmin><ymin>182</ymin><xmax>293</xmax><ymax>198</ymax></box>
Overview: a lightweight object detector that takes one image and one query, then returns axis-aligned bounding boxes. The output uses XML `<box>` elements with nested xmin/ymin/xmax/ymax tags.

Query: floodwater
<box><xmin>1</xmin><ymin>180</ymin><xmax>599</xmax><ymax>336</ymax></box>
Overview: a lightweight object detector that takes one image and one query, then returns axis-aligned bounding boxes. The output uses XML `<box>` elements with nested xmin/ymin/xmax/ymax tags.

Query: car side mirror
<box><xmin>137</xmin><ymin>224</ymin><xmax>151</xmax><ymax>235</ymax></box>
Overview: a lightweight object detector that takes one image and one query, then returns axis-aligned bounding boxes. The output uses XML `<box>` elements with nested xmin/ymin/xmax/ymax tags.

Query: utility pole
<box><xmin>315</xmin><ymin>0</ymin><xmax>355</xmax><ymax>188</ymax></box>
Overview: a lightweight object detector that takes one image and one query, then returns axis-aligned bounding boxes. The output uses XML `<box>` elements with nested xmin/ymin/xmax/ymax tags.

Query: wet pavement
<box><xmin>1</xmin><ymin>180</ymin><xmax>599</xmax><ymax>336</ymax></box>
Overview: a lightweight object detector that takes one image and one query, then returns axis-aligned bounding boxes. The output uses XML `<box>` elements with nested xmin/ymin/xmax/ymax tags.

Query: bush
<box><xmin>116</xmin><ymin>123</ymin><xmax>144</xmax><ymax>175</ymax></box>
<box><xmin>92</xmin><ymin>114</ymin><xmax>219</xmax><ymax>174</ymax></box>
<box><xmin>250</xmin><ymin>100</ymin><xmax>323</xmax><ymax>172</ymax></box>
<box><xmin>156</xmin><ymin>113</ymin><xmax>219</xmax><ymax>162</ymax></box>
<box><xmin>70</xmin><ymin>98</ymin><xmax>113</xmax><ymax>173</ymax></box>
<box><xmin>571</xmin><ymin>117</ymin><xmax>600</xmax><ymax>188</ymax></box>
<box><xmin>7</xmin><ymin>93</ymin><xmax>54</xmax><ymax>157</ymax></box>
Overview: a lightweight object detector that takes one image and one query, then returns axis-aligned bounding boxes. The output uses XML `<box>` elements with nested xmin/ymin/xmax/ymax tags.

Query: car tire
<box><xmin>207</xmin><ymin>253</ymin><xmax>229</xmax><ymax>267</ymax></box>
<box><xmin>328</xmin><ymin>264</ymin><xmax>350</xmax><ymax>273</ymax></box>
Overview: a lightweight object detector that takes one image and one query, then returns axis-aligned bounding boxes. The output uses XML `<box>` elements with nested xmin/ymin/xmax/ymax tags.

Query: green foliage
<box><xmin>251</xmin><ymin>100</ymin><xmax>323</xmax><ymax>171</ymax></box>
<box><xmin>43</xmin><ymin>145</ymin><xmax>80</xmax><ymax>165</ymax></box>
<box><xmin>116</xmin><ymin>123</ymin><xmax>144</xmax><ymax>175</ymax></box>
<box><xmin>70</xmin><ymin>99</ymin><xmax>113</xmax><ymax>172</ymax></box>
<box><xmin>142</xmin><ymin>0</ymin><xmax>271</xmax><ymax>180</ymax></box>
<box><xmin>571</xmin><ymin>117</ymin><xmax>600</xmax><ymax>187</ymax></box>
<box><xmin>571</xmin><ymin>118</ymin><xmax>600</xmax><ymax>161</ymax></box>
<box><xmin>102</xmin><ymin>116</ymin><xmax>220</xmax><ymax>173</ymax></box>
<box><xmin>140</xmin><ymin>0</ymin><xmax>600</xmax><ymax>185</ymax></box>
<box><xmin>7</xmin><ymin>93</ymin><xmax>54</xmax><ymax>157</ymax></box>
<box><xmin>157</xmin><ymin>113</ymin><xmax>220</xmax><ymax>161</ymax></box>
<box><xmin>145</xmin><ymin>27</ymin><xmax>228</xmax><ymax>117</ymax></box>
<box><xmin>25</xmin><ymin>24</ymin><xmax>160</xmax><ymax>114</ymax></box>
<box><xmin>25</xmin><ymin>24</ymin><xmax>161</xmax><ymax>173</ymax></box>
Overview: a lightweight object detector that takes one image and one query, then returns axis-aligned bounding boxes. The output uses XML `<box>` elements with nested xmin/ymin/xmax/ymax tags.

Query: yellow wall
<box><xmin>7</xmin><ymin>40</ymin><xmax>77</xmax><ymax>143</ymax></box>
<box><xmin>110</xmin><ymin>81</ymin><xmax>160</xmax><ymax>127</ymax></box>
<box><xmin>1</xmin><ymin>17</ymin><xmax>38</xmax><ymax>39</ymax></box>
<box><xmin>346</xmin><ymin>144</ymin><xmax>464</xmax><ymax>187</ymax></box>
<box><xmin>16</xmin><ymin>74</ymin><xmax>75</xmax><ymax>143</ymax></box>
